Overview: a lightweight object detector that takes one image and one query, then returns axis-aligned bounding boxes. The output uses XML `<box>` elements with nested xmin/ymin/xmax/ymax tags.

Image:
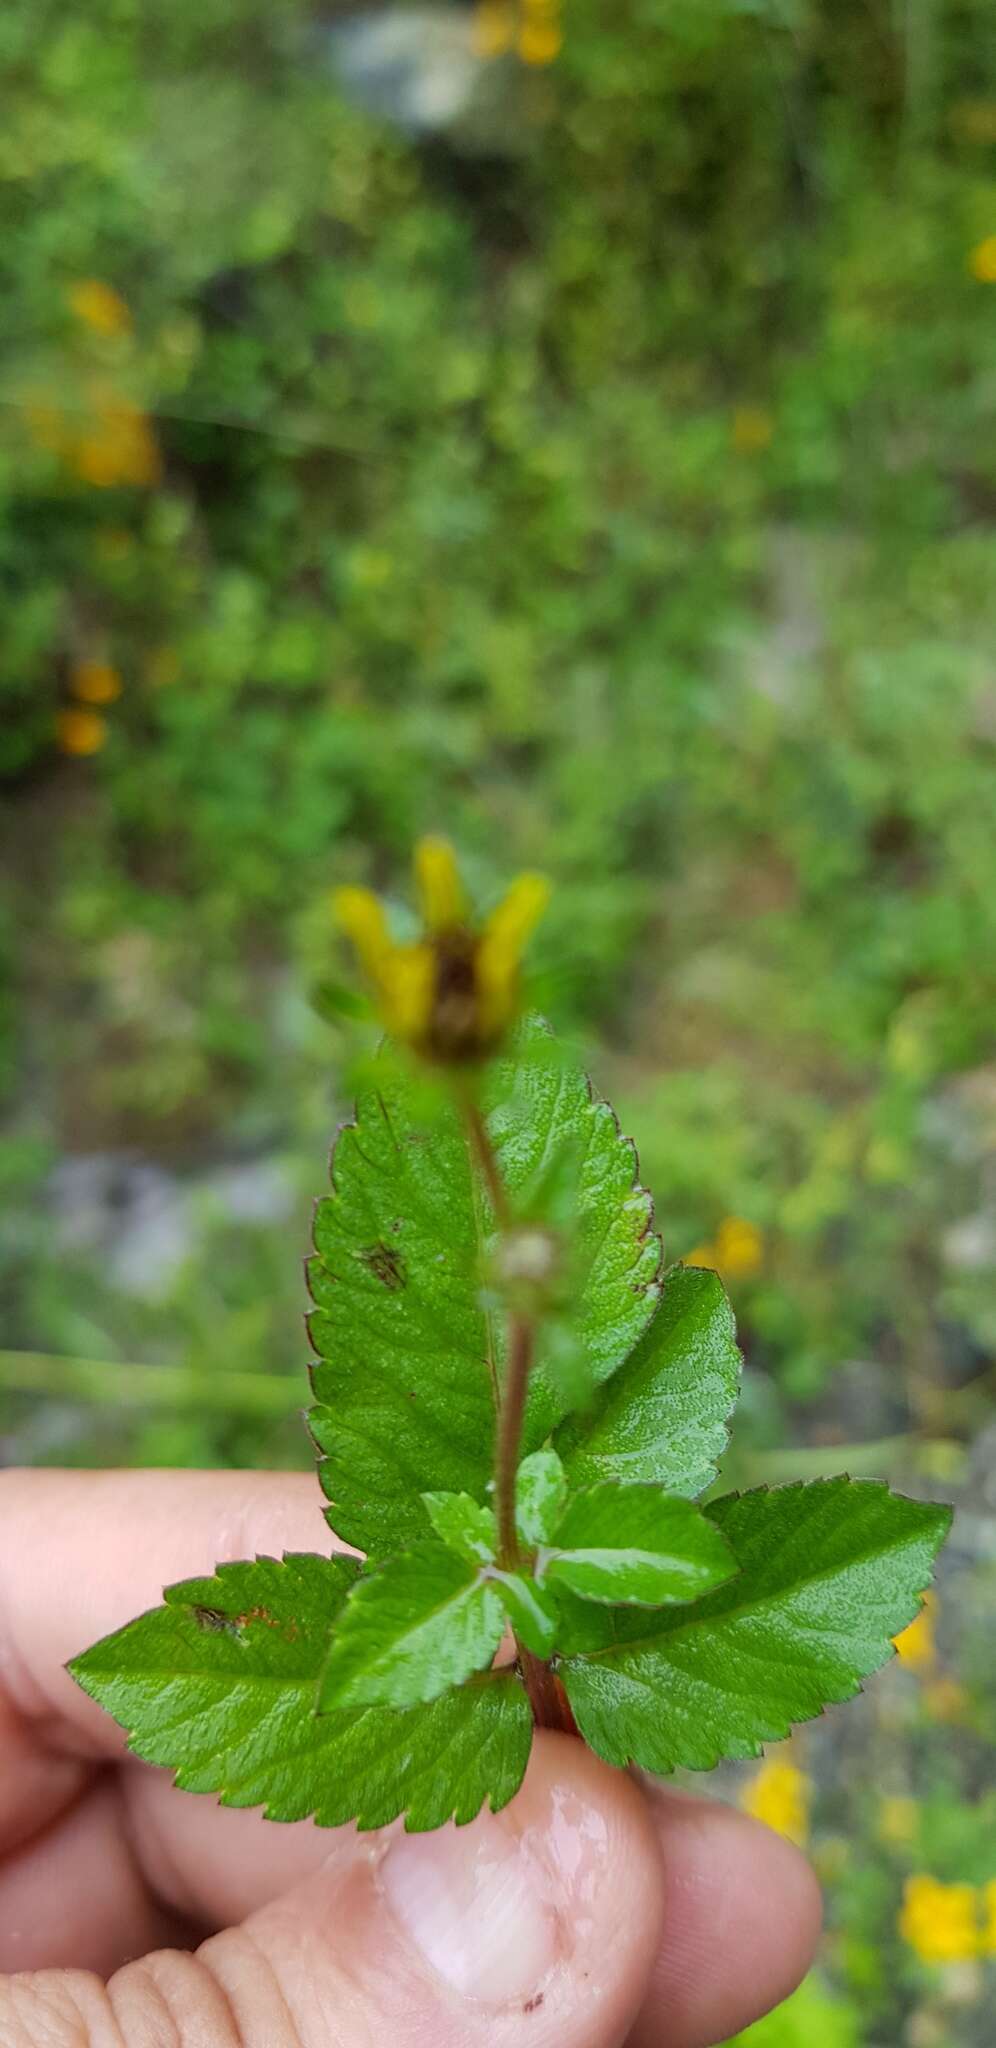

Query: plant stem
<box><xmin>495</xmin><ymin>1313</ymin><xmax>531</xmax><ymax>1567</ymax></box>
<box><xmin>462</xmin><ymin>1094</ymin><xmax>509</xmax><ymax>1226</ymax></box>
<box><xmin>520</xmin><ymin>1646</ymin><xmax>573</xmax><ymax>1732</ymax></box>
<box><xmin>459</xmin><ymin>1094</ymin><xmax>574</xmax><ymax>1736</ymax></box>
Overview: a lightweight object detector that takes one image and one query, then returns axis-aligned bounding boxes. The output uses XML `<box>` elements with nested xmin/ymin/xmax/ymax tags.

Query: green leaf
<box><xmin>422</xmin><ymin>1490</ymin><xmax>497</xmax><ymax>1564</ymax></box>
<box><xmin>556</xmin><ymin>1263</ymin><xmax>741</xmax><ymax>1499</ymax></box>
<box><xmin>493</xmin><ymin>1570</ymin><xmax>560</xmax><ymax>1657</ymax></box>
<box><xmin>309</xmin><ymin>1019</ymin><xmax>661</xmax><ymax>1555</ymax></box>
<box><xmin>515</xmin><ymin>1449</ymin><xmax>568</xmax><ymax>1546</ymax></box>
<box><xmin>318</xmin><ymin>1543</ymin><xmax>506</xmax><ymax>1711</ymax></box>
<box><xmin>561</xmin><ymin>1479</ymin><xmax>952</xmax><ymax>1773</ymax></box>
<box><xmin>542</xmin><ymin>1483</ymin><xmax>736</xmax><ymax>1606</ymax></box>
<box><xmin>69</xmin><ymin>1554</ymin><xmax>531</xmax><ymax>1831</ymax></box>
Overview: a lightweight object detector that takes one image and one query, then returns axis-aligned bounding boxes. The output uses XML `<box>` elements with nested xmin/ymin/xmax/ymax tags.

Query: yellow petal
<box><xmin>380</xmin><ymin>943</ymin><xmax>434</xmax><ymax>1041</ymax></box>
<box><xmin>71</xmin><ymin>659</ymin><xmax>122</xmax><ymax>705</ymax></box>
<box><xmin>56</xmin><ymin>708</ymin><xmax>107</xmax><ymax>756</ymax></box>
<box><xmin>518</xmin><ymin>20</ymin><xmax>562</xmax><ymax>63</ymax></box>
<box><xmin>333</xmin><ymin>887</ymin><xmax>393</xmax><ymax>982</ymax></box>
<box><xmin>68</xmin><ymin>278</ymin><xmax>133</xmax><ymax>337</ymax></box>
<box><xmin>477</xmin><ymin>872</ymin><xmax>550</xmax><ymax>1033</ymax></box>
<box><xmin>893</xmin><ymin>1593</ymin><xmax>936</xmax><ymax>1672</ymax></box>
<box><xmin>968</xmin><ymin>235</ymin><xmax>996</xmax><ymax>283</ymax></box>
<box><xmin>414</xmin><ymin>836</ymin><xmax>467</xmax><ymax>932</ymax></box>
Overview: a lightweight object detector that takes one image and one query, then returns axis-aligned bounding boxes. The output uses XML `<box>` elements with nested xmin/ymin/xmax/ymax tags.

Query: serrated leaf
<box><xmin>309</xmin><ymin>1018</ymin><xmax>661</xmax><ymax>1555</ymax></box>
<box><xmin>69</xmin><ymin>1554</ymin><xmax>531</xmax><ymax>1831</ymax></box>
<box><xmin>422</xmin><ymin>1491</ymin><xmax>497</xmax><ymax>1564</ymax></box>
<box><xmin>319</xmin><ymin>1543</ymin><xmax>506</xmax><ymax>1711</ymax></box>
<box><xmin>492</xmin><ymin>1570</ymin><xmax>560</xmax><ymax>1656</ymax></box>
<box><xmin>560</xmin><ymin>1479</ymin><xmax>952</xmax><ymax>1773</ymax></box>
<box><xmin>542</xmin><ymin>1483</ymin><xmax>736</xmax><ymax>1606</ymax></box>
<box><xmin>556</xmin><ymin>1263</ymin><xmax>741</xmax><ymax>1499</ymax></box>
<box><xmin>515</xmin><ymin>1449</ymin><xmax>568</xmax><ymax>1546</ymax></box>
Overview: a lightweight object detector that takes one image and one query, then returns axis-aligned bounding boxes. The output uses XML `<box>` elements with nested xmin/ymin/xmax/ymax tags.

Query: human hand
<box><xmin>0</xmin><ymin>1469</ymin><xmax>821</xmax><ymax>2046</ymax></box>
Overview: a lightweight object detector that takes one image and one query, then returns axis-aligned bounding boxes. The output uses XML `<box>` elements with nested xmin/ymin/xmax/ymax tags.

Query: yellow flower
<box><xmin>893</xmin><ymin>1592</ymin><xmax>936</xmax><ymax>1672</ymax></box>
<box><xmin>518</xmin><ymin>21</ymin><xmax>562</xmax><ymax>64</ymax></box>
<box><xmin>740</xmin><ymin>1757</ymin><xmax>810</xmax><ymax>1846</ymax></box>
<box><xmin>688</xmin><ymin>1216</ymin><xmax>764</xmax><ymax>1280</ymax></box>
<box><xmin>878</xmin><ymin>1795</ymin><xmax>919</xmax><ymax>1846</ymax></box>
<box><xmin>899</xmin><ymin>1875</ymin><xmax>980</xmax><ymax>1964</ymax></box>
<box><xmin>968</xmin><ymin>236</ymin><xmax>996</xmax><ymax>283</ymax></box>
<box><xmin>56</xmin><ymin>708</ymin><xmax>107</xmax><ymax>757</ymax></box>
<box><xmin>70</xmin><ymin>659</ymin><xmax>122</xmax><ymax>705</ymax></box>
<box><xmin>68</xmin><ymin>278</ymin><xmax>133</xmax><ymax>337</ymax></box>
<box><xmin>334</xmin><ymin>838</ymin><xmax>550</xmax><ymax>1063</ymax></box>
<box><xmin>473</xmin><ymin>2</ymin><xmax>515</xmax><ymax>57</ymax></box>
<box><xmin>731</xmin><ymin>405</ymin><xmax>774</xmax><ymax>454</ymax></box>
<box><xmin>715</xmin><ymin>1215</ymin><xmax>764</xmax><ymax>1278</ymax></box>
<box><xmin>73</xmin><ymin>395</ymin><xmax>161</xmax><ymax>488</ymax></box>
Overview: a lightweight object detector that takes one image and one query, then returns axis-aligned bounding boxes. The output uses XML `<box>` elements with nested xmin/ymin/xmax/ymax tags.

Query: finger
<box><xmin>128</xmin><ymin>1762</ymin><xmax>821</xmax><ymax>2046</ymax></box>
<box><xmin>628</xmin><ymin>1786</ymin><xmax>823</xmax><ymax>2047</ymax></box>
<box><xmin>0</xmin><ymin>1467</ymin><xmax>334</xmax><ymax>1760</ymax></box>
<box><xmin>0</xmin><ymin>1776</ymin><xmax>199</xmax><ymax>1977</ymax></box>
<box><xmin>1</xmin><ymin>1734</ymin><xmax>665</xmax><ymax>2048</ymax></box>
<box><xmin>0</xmin><ymin>1469</ymin><xmax>335</xmax><ymax>1964</ymax></box>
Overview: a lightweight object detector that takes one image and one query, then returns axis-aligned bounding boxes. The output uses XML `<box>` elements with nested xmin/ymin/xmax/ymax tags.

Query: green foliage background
<box><xmin>1</xmin><ymin>2</ymin><xmax>995</xmax><ymax>2040</ymax></box>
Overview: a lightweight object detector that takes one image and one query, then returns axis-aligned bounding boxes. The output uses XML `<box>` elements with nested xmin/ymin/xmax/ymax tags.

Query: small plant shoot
<box><xmin>71</xmin><ymin>842</ymin><xmax>952</xmax><ymax>1832</ymax></box>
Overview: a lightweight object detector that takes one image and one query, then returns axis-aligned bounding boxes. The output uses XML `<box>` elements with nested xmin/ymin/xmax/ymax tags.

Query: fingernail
<box><xmin>381</xmin><ymin>1787</ymin><xmax>590</xmax><ymax>2006</ymax></box>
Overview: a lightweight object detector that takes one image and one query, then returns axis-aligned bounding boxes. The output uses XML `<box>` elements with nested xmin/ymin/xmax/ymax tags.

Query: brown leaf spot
<box><xmin>360</xmin><ymin>1240</ymin><xmax>407</xmax><ymax>1290</ymax></box>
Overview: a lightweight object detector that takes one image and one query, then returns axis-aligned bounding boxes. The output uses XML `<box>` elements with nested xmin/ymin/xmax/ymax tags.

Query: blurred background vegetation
<box><xmin>1</xmin><ymin>0</ymin><xmax>995</xmax><ymax>2038</ymax></box>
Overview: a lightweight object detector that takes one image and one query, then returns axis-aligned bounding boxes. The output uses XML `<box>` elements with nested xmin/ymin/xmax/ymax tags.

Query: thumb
<box><xmin>3</xmin><ymin>1735</ymin><xmax>664</xmax><ymax>2048</ymax></box>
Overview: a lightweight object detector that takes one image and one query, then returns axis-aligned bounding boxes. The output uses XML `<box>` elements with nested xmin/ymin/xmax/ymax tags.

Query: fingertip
<box><xmin>377</xmin><ymin>1730</ymin><xmax>666</xmax><ymax>2043</ymax></box>
<box><xmin>629</xmin><ymin>1785</ymin><xmax>823</xmax><ymax>2048</ymax></box>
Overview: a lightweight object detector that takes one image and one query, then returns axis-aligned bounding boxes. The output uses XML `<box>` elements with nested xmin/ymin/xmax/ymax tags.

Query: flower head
<box><xmin>70</xmin><ymin>659</ymin><xmax>122</xmax><ymax>705</ymax></box>
<box><xmin>968</xmin><ymin>236</ymin><xmax>996</xmax><ymax>283</ymax></box>
<box><xmin>740</xmin><ymin>1756</ymin><xmax>810</xmax><ymax>1845</ymax></box>
<box><xmin>68</xmin><ymin>279</ymin><xmax>133</xmax><ymax>337</ymax></box>
<box><xmin>893</xmin><ymin>1592</ymin><xmax>936</xmax><ymax>1672</ymax></box>
<box><xmin>56</xmin><ymin>708</ymin><xmax>107</xmax><ymax>756</ymax></box>
<box><xmin>899</xmin><ymin>1875</ymin><xmax>981</xmax><ymax>1964</ymax></box>
<box><xmin>334</xmin><ymin>839</ymin><xmax>550</xmax><ymax>1063</ymax></box>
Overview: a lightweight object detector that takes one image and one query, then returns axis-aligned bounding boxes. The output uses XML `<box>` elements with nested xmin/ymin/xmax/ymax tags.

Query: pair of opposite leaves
<box><xmin>72</xmin><ymin>1023</ymin><xmax>951</xmax><ymax>1832</ymax></box>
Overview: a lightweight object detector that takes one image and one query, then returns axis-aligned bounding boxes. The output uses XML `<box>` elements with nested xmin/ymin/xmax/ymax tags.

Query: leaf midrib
<box><xmin>569</xmin><ymin>1506</ymin><xmax>941</xmax><ymax>1665</ymax></box>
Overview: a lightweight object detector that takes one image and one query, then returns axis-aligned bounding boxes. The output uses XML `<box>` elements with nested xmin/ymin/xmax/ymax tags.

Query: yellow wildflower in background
<box><xmin>518</xmin><ymin>18</ymin><xmax>563</xmax><ymax>65</ymax></box>
<box><xmin>731</xmin><ymin>405</ymin><xmax>775</xmax><ymax>454</ymax></box>
<box><xmin>899</xmin><ymin>1876</ymin><xmax>980</xmax><ymax>1964</ymax></box>
<box><xmin>74</xmin><ymin>393</ymin><xmax>161</xmax><ymax>488</ymax></box>
<box><xmin>968</xmin><ymin>236</ymin><xmax>996</xmax><ymax>283</ymax></box>
<box><xmin>68</xmin><ymin>279</ymin><xmax>133</xmax><ymax>337</ymax></box>
<box><xmin>70</xmin><ymin>659</ymin><xmax>122</xmax><ymax>705</ymax></box>
<box><xmin>740</xmin><ymin>1757</ymin><xmax>810</xmax><ymax>1846</ymax></box>
<box><xmin>473</xmin><ymin>0</ymin><xmax>562</xmax><ymax>66</ymax></box>
<box><xmin>687</xmin><ymin>1215</ymin><xmax>764</xmax><ymax>1281</ymax></box>
<box><xmin>56</xmin><ymin>708</ymin><xmax>107</xmax><ymax>757</ymax></box>
<box><xmin>334</xmin><ymin>837</ymin><xmax>550</xmax><ymax>1063</ymax></box>
<box><xmin>473</xmin><ymin>1</ymin><xmax>515</xmax><ymax>56</ymax></box>
<box><xmin>893</xmin><ymin>1591</ymin><xmax>936</xmax><ymax>1672</ymax></box>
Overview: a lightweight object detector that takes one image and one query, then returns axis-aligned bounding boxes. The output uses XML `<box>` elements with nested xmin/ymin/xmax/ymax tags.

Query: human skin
<box><xmin>0</xmin><ymin>1469</ymin><xmax>822</xmax><ymax>2047</ymax></box>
